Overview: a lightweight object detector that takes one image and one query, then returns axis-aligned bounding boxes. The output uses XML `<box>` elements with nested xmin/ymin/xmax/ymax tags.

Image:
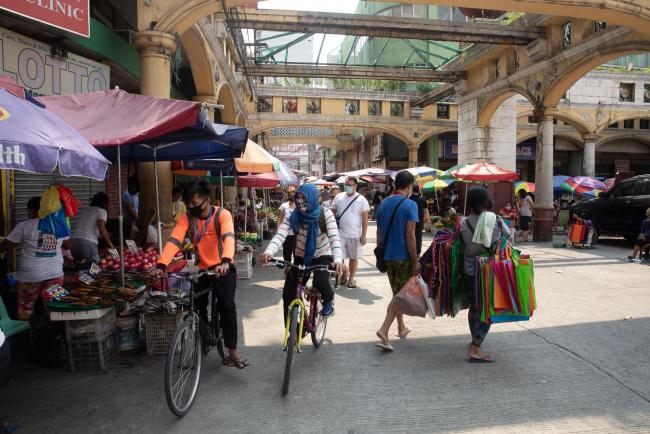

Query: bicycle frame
<box><xmin>282</xmin><ymin>273</ymin><xmax>320</xmax><ymax>352</ymax></box>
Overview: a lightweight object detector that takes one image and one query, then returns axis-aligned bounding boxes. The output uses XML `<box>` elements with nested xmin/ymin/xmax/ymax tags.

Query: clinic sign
<box><xmin>0</xmin><ymin>27</ymin><xmax>109</xmax><ymax>95</ymax></box>
<box><xmin>0</xmin><ymin>0</ymin><xmax>90</xmax><ymax>38</ymax></box>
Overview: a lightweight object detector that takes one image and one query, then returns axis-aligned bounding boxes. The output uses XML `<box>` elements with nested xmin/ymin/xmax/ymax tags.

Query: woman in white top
<box><xmin>516</xmin><ymin>189</ymin><xmax>534</xmax><ymax>242</ymax></box>
<box><xmin>71</xmin><ymin>192</ymin><xmax>114</xmax><ymax>264</ymax></box>
<box><xmin>277</xmin><ymin>193</ymin><xmax>296</xmax><ymax>262</ymax></box>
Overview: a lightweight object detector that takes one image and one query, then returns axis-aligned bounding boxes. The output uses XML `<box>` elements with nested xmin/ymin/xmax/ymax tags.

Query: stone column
<box><xmin>408</xmin><ymin>144</ymin><xmax>419</xmax><ymax>167</ymax></box>
<box><xmin>133</xmin><ymin>31</ymin><xmax>176</xmax><ymax>242</ymax></box>
<box><xmin>533</xmin><ymin>110</ymin><xmax>555</xmax><ymax>242</ymax></box>
<box><xmin>582</xmin><ymin>134</ymin><xmax>597</xmax><ymax>177</ymax></box>
<box><xmin>193</xmin><ymin>95</ymin><xmax>220</xmax><ymax>122</ymax></box>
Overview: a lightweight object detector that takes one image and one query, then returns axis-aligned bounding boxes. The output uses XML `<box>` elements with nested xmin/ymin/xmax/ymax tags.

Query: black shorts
<box><xmin>519</xmin><ymin>216</ymin><xmax>532</xmax><ymax>231</ymax></box>
<box><xmin>634</xmin><ymin>236</ymin><xmax>649</xmax><ymax>248</ymax></box>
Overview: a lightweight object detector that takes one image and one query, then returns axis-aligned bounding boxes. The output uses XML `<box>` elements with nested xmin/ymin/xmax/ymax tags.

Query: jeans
<box><xmin>465</xmin><ymin>275</ymin><xmax>490</xmax><ymax>345</ymax></box>
<box><xmin>196</xmin><ymin>265</ymin><xmax>238</xmax><ymax>349</ymax></box>
<box><xmin>0</xmin><ymin>340</ymin><xmax>10</xmax><ymax>385</ymax></box>
<box><xmin>415</xmin><ymin>224</ymin><xmax>423</xmax><ymax>255</ymax></box>
<box><xmin>282</xmin><ymin>256</ymin><xmax>333</xmax><ymax>319</ymax></box>
<box><xmin>71</xmin><ymin>238</ymin><xmax>99</xmax><ymax>264</ymax></box>
<box><xmin>282</xmin><ymin>235</ymin><xmax>295</xmax><ymax>262</ymax></box>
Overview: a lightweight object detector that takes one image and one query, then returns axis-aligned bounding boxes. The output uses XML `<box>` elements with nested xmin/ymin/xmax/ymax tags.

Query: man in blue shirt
<box><xmin>375</xmin><ymin>170</ymin><xmax>419</xmax><ymax>350</ymax></box>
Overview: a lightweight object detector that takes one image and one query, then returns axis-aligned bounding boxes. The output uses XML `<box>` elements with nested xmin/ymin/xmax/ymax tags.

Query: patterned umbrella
<box><xmin>420</xmin><ymin>179</ymin><xmax>453</xmax><ymax>192</ymax></box>
<box><xmin>449</xmin><ymin>162</ymin><xmax>519</xmax><ymax>182</ymax></box>
<box><xmin>406</xmin><ymin>166</ymin><xmax>444</xmax><ymax>183</ymax></box>
<box><xmin>514</xmin><ymin>181</ymin><xmax>536</xmax><ymax>193</ymax></box>
<box><xmin>560</xmin><ymin>176</ymin><xmax>606</xmax><ymax>197</ymax></box>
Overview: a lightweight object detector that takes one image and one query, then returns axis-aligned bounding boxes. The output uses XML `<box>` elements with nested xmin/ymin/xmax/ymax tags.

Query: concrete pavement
<box><xmin>1</xmin><ymin>225</ymin><xmax>649</xmax><ymax>433</ymax></box>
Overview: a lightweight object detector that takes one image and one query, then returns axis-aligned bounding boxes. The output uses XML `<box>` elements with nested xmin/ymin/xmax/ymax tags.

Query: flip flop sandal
<box><xmin>347</xmin><ymin>281</ymin><xmax>357</xmax><ymax>288</ymax></box>
<box><xmin>226</xmin><ymin>357</ymin><xmax>251</xmax><ymax>369</ymax></box>
<box><xmin>468</xmin><ymin>355</ymin><xmax>494</xmax><ymax>363</ymax></box>
<box><xmin>340</xmin><ymin>276</ymin><xmax>348</xmax><ymax>286</ymax></box>
<box><xmin>374</xmin><ymin>343</ymin><xmax>394</xmax><ymax>352</ymax></box>
<box><xmin>397</xmin><ymin>328</ymin><xmax>412</xmax><ymax>339</ymax></box>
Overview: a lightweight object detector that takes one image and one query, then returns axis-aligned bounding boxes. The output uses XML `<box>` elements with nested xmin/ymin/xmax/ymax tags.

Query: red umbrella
<box><xmin>450</xmin><ymin>162</ymin><xmax>518</xmax><ymax>182</ymax></box>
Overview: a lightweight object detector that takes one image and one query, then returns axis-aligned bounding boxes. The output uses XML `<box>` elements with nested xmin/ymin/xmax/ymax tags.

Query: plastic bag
<box><xmin>38</xmin><ymin>185</ymin><xmax>61</xmax><ymax>219</ymax></box>
<box><xmin>390</xmin><ymin>276</ymin><xmax>428</xmax><ymax>317</ymax></box>
<box><xmin>417</xmin><ymin>275</ymin><xmax>436</xmax><ymax>319</ymax></box>
<box><xmin>58</xmin><ymin>185</ymin><xmax>80</xmax><ymax>217</ymax></box>
<box><xmin>147</xmin><ymin>224</ymin><xmax>159</xmax><ymax>245</ymax></box>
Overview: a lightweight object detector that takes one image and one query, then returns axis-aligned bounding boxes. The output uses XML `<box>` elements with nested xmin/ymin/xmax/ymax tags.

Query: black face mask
<box><xmin>189</xmin><ymin>200</ymin><xmax>207</xmax><ymax>218</ymax></box>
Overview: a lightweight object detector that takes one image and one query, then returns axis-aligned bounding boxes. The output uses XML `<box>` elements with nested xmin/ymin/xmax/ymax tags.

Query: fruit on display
<box><xmin>99</xmin><ymin>246</ymin><xmax>160</xmax><ymax>272</ymax></box>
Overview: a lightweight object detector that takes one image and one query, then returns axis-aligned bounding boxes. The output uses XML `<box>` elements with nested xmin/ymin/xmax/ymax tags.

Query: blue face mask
<box><xmin>344</xmin><ymin>185</ymin><xmax>354</xmax><ymax>194</ymax></box>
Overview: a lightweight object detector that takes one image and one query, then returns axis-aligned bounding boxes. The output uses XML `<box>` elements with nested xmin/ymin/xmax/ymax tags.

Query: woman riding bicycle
<box><xmin>156</xmin><ymin>180</ymin><xmax>249</xmax><ymax>369</ymax></box>
<box><xmin>261</xmin><ymin>184</ymin><xmax>346</xmax><ymax>318</ymax></box>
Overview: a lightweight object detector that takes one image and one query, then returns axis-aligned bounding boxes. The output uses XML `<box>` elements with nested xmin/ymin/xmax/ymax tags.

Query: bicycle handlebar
<box><xmin>266</xmin><ymin>258</ymin><xmax>338</xmax><ymax>275</ymax></box>
<box><xmin>168</xmin><ymin>269</ymin><xmax>217</xmax><ymax>280</ymax></box>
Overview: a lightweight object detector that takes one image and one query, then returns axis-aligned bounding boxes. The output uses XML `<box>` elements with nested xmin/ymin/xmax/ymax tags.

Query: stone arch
<box><xmin>216</xmin><ymin>81</ymin><xmax>236</xmax><ymax>124</ymax></box>
<box><xmin>417</xmin><ymin>128</ymin><xmax>458</xmax><ymax>144</ymax></box>
<box><xmin>249</xmin><ymin>123</ymin><xmax>413</xmax><ymax>146</ymax></box>
<box><xmin>596</xmin><ymin>134</ymin><xmax>650</xmax><ymax>150</ymax></box>
<box><xmin>154</xmin><ymin>0</ymin><xmax>221</xmax><ymax>35</ymax></box>
<box><xmin>518</xmin><ymin>109</ymin><xmax>591</xmax><ymax>135</ymax></box>
<box><xmin>596</xmin><ymin>114</ymin><xmax>650</xmax><ymax>133</ymax></box>
<box><xmin>180</xmin><ymin>26</ymin><xmax>217</xmax><ymax>97</ymax></box>
<box><xmin>235</xmin><ymin>112</ymin><xmax>246</xmax><ymax>127</ymax></box>
<box><xmin>545</xmin><ymin>40</ymin><xmax>650</xmax><ymax>108</ymax></box>
<box><xmin>477</xmin><ymin>87</ymin><xmax>534</xmax><ymax>127</ymax></box>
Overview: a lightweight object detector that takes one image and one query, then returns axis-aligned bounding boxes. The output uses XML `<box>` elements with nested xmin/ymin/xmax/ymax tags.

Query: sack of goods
<box><xmin>474</xmin><ymin>238</ymin><xmax>537</xmax><ymax>324</ymax></box>
<box><xmin>567</xmin><ymin>217</ymin><xmax>595</xmax><ymax>248</ymax></box>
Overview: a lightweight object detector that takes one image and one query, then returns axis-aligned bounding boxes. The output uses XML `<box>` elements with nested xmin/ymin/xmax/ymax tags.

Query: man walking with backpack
<box><xmin>330</xmin><ymin>177</ymin><xmax>369</xmax><ymax>288</ymax></box>
<box><xmin>374</xmin><ymin>171</ymin><xmax>419</xmax><ymax>351</ymax></box>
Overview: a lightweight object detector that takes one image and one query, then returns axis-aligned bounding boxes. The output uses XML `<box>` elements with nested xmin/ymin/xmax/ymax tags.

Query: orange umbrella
<box><xmin>234</xmin><ymin>139</ymin><xmax>276</xmax><ymax>173</ymax></box>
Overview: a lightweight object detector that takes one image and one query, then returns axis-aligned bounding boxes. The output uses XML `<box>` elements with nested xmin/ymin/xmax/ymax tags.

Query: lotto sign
<box><xmin>0</xmin><ymin>0</ymin><xmax>90</xmax><ymax>38</ymax></box>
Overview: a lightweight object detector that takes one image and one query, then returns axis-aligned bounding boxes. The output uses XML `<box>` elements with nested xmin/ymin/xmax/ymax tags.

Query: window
<box><xmin>637</xmin><ymin>179</ymin><xmax>650</xmax><ymax>196</ymax></box>
<box><xmin>608</xmin><ymin>122</ymin><xmax>619</xmax><ymax>129</ymax></box>
<box><xmin>390</xmin><ymin>101</ymin><xmax>404</xmax><ymax>117</ymax></box>
<box><xmin>282</xmin><ymin>97</ymin><xmax>297</xmax><ymax>113</ymax></box>
<box><xmin>640</xmin><ymin>119</ymin><xmax>650</xmax><ymax>129</ymax></box>
<box><xmin>437</xmin><ymin>104</ymin><xmax>450</xmax><ymax>119</ymax></box>
<box><xmin>624</xmin><ymin>119</ymin><xmax>635</xmax><ymax>129</ymax></box>
<box><xmin>644</xmin><ymin>84</ymin><xmax>650</xmax><ymax>103</ymax></box>
<box><xmin>256</xmin><ymin>96</ymin><xmax>273</xmax><ymax>113</ymax></box>
<box><xmin>609</xmin><ymin>181</ymin><xmax>638</xmax><ymax>197</ymax></box>
<box><xmin>368</xmin><ymin>101</ymin><xmax>382</xmax><ymax>116</ymax></box>
<box><xmin>345</xmin><ymin>100</ymin><xmax>359</xmax><ymax>115</ymax></box>
<box><xmin>306</xmin><ymin>98</ymin><xmax>321</xmax><ymax>114</ymax></box>
<box><xmin>619</xmin><ymin>83</ymin><xmax>635</xmax><ymax>102</ymax></box>
<box><xmin>401</xmin><ymin>4</ymin><xmax>414</xmax><ymax>18</ymax></box>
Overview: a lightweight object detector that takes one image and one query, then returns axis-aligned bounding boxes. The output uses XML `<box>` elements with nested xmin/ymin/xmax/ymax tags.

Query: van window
<box><xmin>609</xmin><ymin>181</ymin><xmax>638</xmax><ymax>197</ymax></box>
<box><xmin>636</xmin><ymin>179</ymin><xmax>650</xmax><ymax>196</ymax></box>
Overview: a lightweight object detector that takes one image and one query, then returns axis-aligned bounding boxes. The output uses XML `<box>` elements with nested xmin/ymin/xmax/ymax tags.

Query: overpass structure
<box><xmin>125</xmin><ymin>0</ymin><xmax>650</xmax><ymax>240</ymax></box>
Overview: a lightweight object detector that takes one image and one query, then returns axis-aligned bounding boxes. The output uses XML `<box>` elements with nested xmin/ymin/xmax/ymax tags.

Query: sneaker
<box><xmin>322</xmin><ymin>300</ymin><xmax>334</xmax><ymax>318</ymax></box>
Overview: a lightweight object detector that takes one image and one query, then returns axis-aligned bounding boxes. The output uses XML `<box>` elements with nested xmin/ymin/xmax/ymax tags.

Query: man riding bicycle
<box><xmin>261</xmin><ymin>184</ymin><xmax>346</xmax><ymax>318</ymax></box>
<box><xmin>156</xmin><ymin>180</ymin><xmax>249</xmax><ymax>369</ymax></box>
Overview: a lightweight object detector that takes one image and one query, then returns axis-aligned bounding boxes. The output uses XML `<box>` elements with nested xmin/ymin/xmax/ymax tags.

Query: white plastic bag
<box><xmin>147</xmin><ymin>224</ymin><xmax>159</xmax><ymax>245</ymax></box>
<box><xmin>417</xmin><ymin>275</ymin><xmax>436</xmax><ymax>320</ymax></box>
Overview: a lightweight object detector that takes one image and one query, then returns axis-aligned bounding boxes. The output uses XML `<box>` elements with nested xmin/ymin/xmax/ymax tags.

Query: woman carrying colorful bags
<box><xmin>459</xmin><ymin>187</ymin><xmax>510</xmax><ymax>363</ymax></box>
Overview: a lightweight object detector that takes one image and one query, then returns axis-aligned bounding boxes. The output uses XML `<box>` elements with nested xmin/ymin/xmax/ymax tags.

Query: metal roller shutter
<box><xmin>12</xmin><ymin>172</ymin><xmax>106</xmax><ymax>231</ymax></box>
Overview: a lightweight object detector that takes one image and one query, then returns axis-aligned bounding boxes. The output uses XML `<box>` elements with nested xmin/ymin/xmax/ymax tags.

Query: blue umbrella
<box><xmin>0</xmin><ymin>89</ymin><xmax>109</xmax><ymax>180</ymax></box>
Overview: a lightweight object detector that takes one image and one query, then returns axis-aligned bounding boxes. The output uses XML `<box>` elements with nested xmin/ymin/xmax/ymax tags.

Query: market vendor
<box><xmin>71</xmin><ymin>192</ymin><xmax>114</xmax><ymax>265</ymax></box>
<box><xmin>122</xmin><ymin>175</ymin><xmax>139</xmax><ymax>239</ymax></box>
<box><xmin>156</xmin><ymin>180</ymin><xmax>249</xmax><ymax>369</ymax></box>
<box><xmin>172</xmin><ymin>186</ymin><xmax>186</xmax><ymax>222</ymax></box>
<box><xmin>0</xmin><ymin>197</ymin><xmax>70</xmax><ymax>320</ymax></box>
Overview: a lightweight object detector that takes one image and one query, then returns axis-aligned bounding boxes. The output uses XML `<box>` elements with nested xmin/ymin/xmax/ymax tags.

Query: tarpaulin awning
<box><xmin>449</xmin><ymin>162</ymin><xmax>519</xmax><ymax>182</ymax></box>
<box><xmin>37</xmin><ymin>89</ymin><xmax>248</xmax><ymax>161</ymax></box>
<box><xmin>0</xmin><ymin>88</ymin><xmax>109</xmax><ymax>180</ymax></box>
<box><xmin>234</xmin><ymin>140</ymin><xmax>275</xmax><ymax>173</ymax></box>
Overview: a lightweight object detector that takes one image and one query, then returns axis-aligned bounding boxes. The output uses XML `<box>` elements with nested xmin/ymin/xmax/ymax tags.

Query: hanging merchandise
<box><xmin>38</xmin><ymin>185</ymin><xmax>61</xmax><ymax>218</ymax></box>
<box><xmin>38</xmin><ymin>206</ymin><xmax>71</xmax><ymax>239</ymax></box>
<box><xmin>474</xmin><ymin>238</ymin><xmax>537</xmax><ymax>324</ymax></box>
<box><xmin>421</xmin><ymin>225</ymin><xmax>471</xmax><ymax>318</ymax></box>
<box><xmin>57</xmin><ymin>185</ymin><xmax>81</xmax><ymax>217</ymax></box>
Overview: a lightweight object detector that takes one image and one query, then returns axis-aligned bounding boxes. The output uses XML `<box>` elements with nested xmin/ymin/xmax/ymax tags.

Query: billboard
<box><xmin>0</xmin><ymin>0</ymin><xmax>90</xmax><ymax>38</ymax></box>
<box><xmin>0</xmin><ymin>27</ymin><xmax>109</xmax><ymax>95</ymax></box>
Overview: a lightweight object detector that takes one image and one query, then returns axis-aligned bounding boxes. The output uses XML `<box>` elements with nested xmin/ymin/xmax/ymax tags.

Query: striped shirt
<box><xmin>264</xmin><ymin>207</ymin><xmax>342</xmax><ymax>263</ymax></box>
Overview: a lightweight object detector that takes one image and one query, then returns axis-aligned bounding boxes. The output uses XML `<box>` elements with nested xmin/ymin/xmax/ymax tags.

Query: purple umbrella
<box><xmin>0</xmin><ymin>89</ymin><xmax>109</xmax><ymax>180</ymax></box>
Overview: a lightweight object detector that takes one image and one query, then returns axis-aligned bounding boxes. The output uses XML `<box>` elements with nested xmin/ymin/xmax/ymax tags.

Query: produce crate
<box><xmin>144</xmin><ymin>312</ymin><xmax>185</xmax><ymax>355</ymax></box>
<box><xmin>61</xmin><ymin>308</ymin><xmax>117</xmax><ymax>371</ymax></box>
<box><xmin>69</xmin><ymin>332</ymin><xmax>116</xmax><ymax>371</ymax></box>
<box><xmin>235</xmin><ymin>251</ymin><xmax>253</xmax><ymax>279</ymax></box>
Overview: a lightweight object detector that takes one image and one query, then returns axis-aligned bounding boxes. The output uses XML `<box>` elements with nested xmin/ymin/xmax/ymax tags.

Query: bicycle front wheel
<box><xmin>282</xmin><ymin>306</ymin><xmax>299</xmax><ymax>397</ymax></box>
<box><xmin>165</xmin><ymin>315</ymin><xmax>202</xmax><ymax>417</ymax></box>
<box><xmin>310</xmin><ymin>297</ymin><xmax>327</xmax><ymax>348</ymax></box>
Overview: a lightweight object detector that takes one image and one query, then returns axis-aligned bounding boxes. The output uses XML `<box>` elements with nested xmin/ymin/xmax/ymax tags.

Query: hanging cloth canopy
<box><xmin>0</xmin><ymin>88</ymin><xmax>109</xmax><ymax>180</ymax></box>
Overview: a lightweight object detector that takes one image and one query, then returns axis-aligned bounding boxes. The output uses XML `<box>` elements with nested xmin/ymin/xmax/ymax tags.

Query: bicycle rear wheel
<box><xmin>282</xmin><ymin>306</ymin><xmax>299</xmax><ymax>396</ymax></box>
<box><xmin>310</xmin><ymin>297</ymin><xmax>327</xmax><ymax>348</ymax></box>
<box><xmin>165</xmin><ymin>315</ymin><xmax>202</xmax><ymax>416</ymax></box>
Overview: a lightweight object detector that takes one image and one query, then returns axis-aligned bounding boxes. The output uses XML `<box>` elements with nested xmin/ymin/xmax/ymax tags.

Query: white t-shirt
<box><xmin>73</xmin><ymin>206</ymin><xmax>107</xmax><ymax>245</ymax></box>
<box><xmin>332</xmin><ymin>192</ymin><xmax>370</xmax><ymax>238</ymax></box>
<box><xmin>518</xmin><ymin>196</ymin><xmax>534</xmax><ymax>217</ymax></box>
<box><xmin>0</xmin><ymin>327</ymin><xmax>5</xmax><ymax>348</ymax></box>
<box><xmin>279</xmin><ymin>202</ymin><xmax>294</xmax><ymax>218</ymax></box>
<box><xmin>7</xmin><ymin>219</ymin><xmax>66</xmax><ymax>283</ymax></box>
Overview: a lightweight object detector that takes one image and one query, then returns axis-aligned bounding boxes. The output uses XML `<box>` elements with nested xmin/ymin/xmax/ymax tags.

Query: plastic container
<box><xmin>116</xmin><ymin>314</ymin><xmax>139</xmax><ymax>352</ymax></box>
